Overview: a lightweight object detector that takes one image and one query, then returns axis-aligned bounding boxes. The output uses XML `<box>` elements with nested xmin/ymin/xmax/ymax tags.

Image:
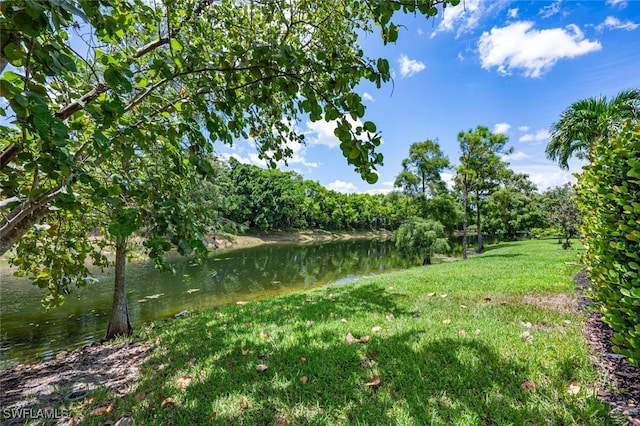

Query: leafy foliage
<box><xmin>455</xmin><ymin>126</ymin><xmax>511</xmax><ymax>257</ymax></box>
<box><xmin>575</xmin><ymin>121</ymin><xmax>640</xmax><ymax>366</ymax></box>
<box><xmin>394</xmin><ymin>217</ymin><xmax>449</xmax><ymax>265</ymax></box>
<box><xmin>0</xmin><ymin>0</ymin><xmax>462</xmax><ymax>334</ymax></box>
<box><xmin>546</xmin><ymin>89</ymin><xmax>640</xmax><ymax>169</ymax></box>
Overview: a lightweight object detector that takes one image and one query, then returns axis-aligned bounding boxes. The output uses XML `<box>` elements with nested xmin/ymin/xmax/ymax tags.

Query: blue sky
<box><xmin>218</xmin><ymin>0</ymin><xmax>640</xmax><ymax>194</ymax></box>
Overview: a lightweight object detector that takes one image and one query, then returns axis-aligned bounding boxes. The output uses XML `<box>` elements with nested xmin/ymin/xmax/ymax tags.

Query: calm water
<box><xmin>0</xmin><ymin>238</ymin><xmax>415</xmax><ymax>368</ymax></box>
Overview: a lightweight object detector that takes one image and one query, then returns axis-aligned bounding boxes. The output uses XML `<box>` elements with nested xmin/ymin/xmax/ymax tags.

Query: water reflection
<box><xmin>0</xmin><ymin>238</ymin><xmax>415</xmax><ymax>368</ymax></box>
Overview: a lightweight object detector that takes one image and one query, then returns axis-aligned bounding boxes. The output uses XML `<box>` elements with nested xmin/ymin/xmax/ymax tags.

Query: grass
<box><xmin>77</xmin><ymin>239</ymin><xmax>614</xmax><ymax>425</ymax></box>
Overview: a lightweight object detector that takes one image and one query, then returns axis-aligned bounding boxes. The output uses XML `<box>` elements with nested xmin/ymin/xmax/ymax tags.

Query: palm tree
<box><xmin>545</xmin><ymin>89</ymin><xmax>640</xmax><ymax>169</ymax></box>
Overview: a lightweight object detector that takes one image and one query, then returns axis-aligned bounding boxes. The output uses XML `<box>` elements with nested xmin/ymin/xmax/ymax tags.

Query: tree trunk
<box><xmin>475</xmin><ymin>190</ymin><xmax>484</xmax><ymax>253</ymax></box>
<box><xmin>462</xmin><ymin>185</ymin><xmax>468</xmax><ymax>260</ymax></box>
<box><xmin>0</xmin><ymin>198</ymin><xmax>54</xmax><ymax>257</ymax></box>
<box><xmin>105</xmin><ymin>236</ymin><xmax>132</xmax><ymax>340</ymax></box>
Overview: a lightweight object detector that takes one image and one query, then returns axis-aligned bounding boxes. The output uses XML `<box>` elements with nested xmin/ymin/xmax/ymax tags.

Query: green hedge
<box><xmin>575</xmin><ymin>122</ymin><xmax>640</xmax><ymax>366</ymax></box>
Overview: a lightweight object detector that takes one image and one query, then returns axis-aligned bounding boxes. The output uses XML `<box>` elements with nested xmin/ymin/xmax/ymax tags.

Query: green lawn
<box><xmin>81</xmin><ymin>239</ymin><xmax>614</xmax><ymax>425</ymax></box>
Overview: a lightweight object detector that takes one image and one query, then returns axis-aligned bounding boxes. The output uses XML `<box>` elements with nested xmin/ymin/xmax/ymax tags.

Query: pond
<box><xmin>0</xmin><ymin>238</ymin><xmax>417</xmax><ymax>368</ymax></box>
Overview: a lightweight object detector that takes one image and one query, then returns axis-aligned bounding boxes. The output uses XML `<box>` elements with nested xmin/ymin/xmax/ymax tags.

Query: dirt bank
<box><xmin>212</xmin><ymin>230</ymin><xmax>392</xmax><ymax>250</ymax></box>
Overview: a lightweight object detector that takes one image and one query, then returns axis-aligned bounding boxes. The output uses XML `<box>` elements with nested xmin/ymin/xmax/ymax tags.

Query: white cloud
<box><xmin>517</xmin><ymin>125</ymin><xmax>530</xmax><ymax>132</ymax></box>
<box><xmin>417</xmin><ymin>28</ymin><xmax>424</xmax><ymax>36</ymax></box>
<box><xmin>431</xmin><ymin>0</ymin><xmax>482</xmax><ymax>38</ymax></box>
<box><xmin>493</xmin><ymin>122</ymin><xmax>511</xmax><ymax>134</ymax></box>
<box><xmin>478</xmin><ymin>21</ymin><xmax>602</xmax><ymax>78</ymax></box>
<box><xmin>501</xmin><ymin>151</ymin><xmax>530</xmax><ymax>162</ymax></box>
<box><xmin>508</xmin><ymin>8</ymin><xmax>518</xmax><ymax>19</ymax></box>
<box><xmin>457</xmin><ymin>52</ymin><xmax>465</xmax><ymax>61</ymax></box>
<box><xmin>305</xmin><ymin>117</ymin><xmax>381</xmax><ymax>149</ymax></box>
<box><xmin>606</xmin><ymin>0</ymin><xmax>627</xmax><ymax>8</ymax></box>
<box><xmin>326</xmin><ymin>180</ymin><xmax>359</xmax><ymax>194</ymax></box>
<box><xmin>596</xmin><ymin>16</ymin><xmax>640</xmax><ymax>31</ymax></box>
<box><xmin>305</xmin><ymin>120</ymin><xmax>340</xmax><ymax>148</ymax></box>
<box><xmin>398</xmin><ymin>54</ymin><xmax>426</xmax><ymax>78</ymax></box>
<box><xmin>362</xmin><ymin>92</ymin><xmax>375</xmax><ymax>102</ymax></box>
<box><xmin>539</xmin><ymin>0</ymin><xmax>562</xmax><ymax>18</ymax></box>
<box><xmin>511</xmin><ymin>162</ymin><xmax>584</xmax><ymax>191</ymax></box>
<box><xmin>519</xmin><ymin>129</ymin><xmax>549</xmax><ymax>143</ymax></box>
<box><xmin>441</xmin><ymin>172</ymin><xmax>455</xmax><ymax>190</ymax></box>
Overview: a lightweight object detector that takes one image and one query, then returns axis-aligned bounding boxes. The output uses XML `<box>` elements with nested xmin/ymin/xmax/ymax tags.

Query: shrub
<box><xmin>575</xmin><ymin>121</ymin><xmax>640</xmax><ymax>366</ymax></box>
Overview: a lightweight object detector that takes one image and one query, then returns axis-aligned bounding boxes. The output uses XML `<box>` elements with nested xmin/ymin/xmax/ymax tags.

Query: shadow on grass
<box><xmin>115</xmin><ymin>282</ymin><xmax>607</xmax><ymax>425</ymax></box>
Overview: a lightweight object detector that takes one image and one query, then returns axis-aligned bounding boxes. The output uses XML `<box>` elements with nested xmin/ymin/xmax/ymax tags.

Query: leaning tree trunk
<box><xmin>105</xmin><ymin>236</ymin><xmax>132</xmax><ymax>340</ymax></box>
<box><xmin>475</xmin><ymin>191</ymin><xmax>484</xmax><ymax>253</ymax></box>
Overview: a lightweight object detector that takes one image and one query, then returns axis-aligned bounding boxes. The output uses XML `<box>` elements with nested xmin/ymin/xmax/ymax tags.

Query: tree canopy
<box><xmin>545</xmin><ymin>89</ymin><xmax>640</xmax><ymax>169</ymax></box>
<box><xmin>0</xmin><ymin>0</ymin><xmax>463</xmax><ymax>258</ymax></box>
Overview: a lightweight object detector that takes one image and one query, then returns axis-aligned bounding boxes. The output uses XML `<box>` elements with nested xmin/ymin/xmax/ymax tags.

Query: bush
<box><xmin>575</xmin><ymin>122</ymin><xmax>640</xmax><ymax>366</ymax></box>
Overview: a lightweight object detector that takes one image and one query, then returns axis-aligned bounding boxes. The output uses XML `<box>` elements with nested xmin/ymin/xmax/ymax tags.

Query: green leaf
<box><xmin>362</xmin><ymin>121</ymin><xmax>377</xmax><ymax>133</ymax></box>
<box><xmin>170</xmin><ymin>38</ymin><xmax>183</xmax><ymax>51</ymax></box>
<box><xmin>56</xmin><ymin>53</ymin><xmax>78</xmax><ymax>72</ymax></box>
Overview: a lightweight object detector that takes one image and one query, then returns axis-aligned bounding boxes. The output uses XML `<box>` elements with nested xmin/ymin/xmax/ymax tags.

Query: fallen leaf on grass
<box><xmin>341</xmin><ymin>318</ymin><xmax>348</xmax><ymax>323</ymax></box>
<box><xmin>473</xmin><ymin>329</ymin><xmax>481</xmax><ymax>335</ymax></box>
<box><xmin>306</xmin><ymin>320</ymin><xmax>314</xmax><ymax>326</ymax></box>
<box><xmin>371</xmin><ymin>326</ymin><xmax>382</xmax><ymax>333</ymax></box>
<box><xmin>412</xmin><ymin>311</ymin><xmax>421</xmax><ymax>317</ymax></box>
<box><xmin>459</xmin><ymin>329</ymin><xmax>467</xmax><ymax>336</ymax></box>
<box><xmin>184</xmin><ymin>357</ymin><xmax>196</xmax><ymax>367</ymax></box>
<box><xmin>370</xmin><ymin>350</ymin><xmax>380</xmax><ymax>359</ymax></box>
<box><xmin>345</xmin><ymin>332</ymin><xmax>355</xmax><ymax>343</ymax></box>
<box><xmin>176</xmin><ymin>375</ymin><xmax>192</xmax><ymax>389</ymax></box>
<box><xmin>520</xmin><ymin>321</ymin><xmax>532</xmax><ymax>329</ymax></box>
<box><xmin>440</xmin><ymin>294</ymin><xmax>448</xmax><ymax>298</ymax></box>
<box><xmin>209</xmin><ymin>412</ymin><xmax>217</xmax><ymax>419</ymax></box>
<box><xmin>300</xmin><ymin>376</ymin><xmax>308</xmax><ymax>384</ymax></box>
<box><xmin>240</xmin><ymin>396</ymin><xmax>248</xmax><ymax>409</ymax></box>
<box><xmin>299</xmin><ymin>357</ymin><xmax>307</xmax><ymax>363</ymax></box>
<box><xmin>161</xmin><ymin>398</ymin><xmax>176</xmax><ymax>408</ymax></box>
<box><xmin>520</xmin><ymin>380</ymin><xmax>536</xmax><ymax>391</ymax></box>
<box><xmin>459</xmin><ymin>305</ymin><xmax>467</xmax><ymax>309</ymax></box>
<box><xmin>90</xmin><ymin>403</ymin><xmax>114</xmax><ymax>416</ymax></box>
<box><xmin>260</xmin><ymin>331</ymin><xmax>269</xmax><ymax>339</ymax></box>
<box><xmin>364</xmin><ymin>375</ymin><xmax>381</xmax><ymax>387</ymax></box>
<box><xmin>114</xmin><ymin>417</ymin><xmax>133</xmax><ymax>426</ymax></box>
<box><xmin>427</xmin><ymin>292</ymin><xmax>436</xmax><ymax>297</ymax></box>
<box><xmin>328</xmin><ymin>293</ymin><xmax>334</xmax><ymax>300</ymax></box>
<box><xmin>386</xmin><ymin>314</ymin><xmax>395</xmax><ymax>321</ymax></box>
<box><xmin>225</xmin><ymin>362</ymin><xmax>233</xmax><ymax>368</ymax></box>
<box><xmin>328</xmin><ymin>312</ymin><xmax>334</xmax><ymax>318</ymax></box>
<box><xmin>567</xmin><ymin>382</ymin><xmax>581</xmax><ymax>395</ymax></box>
<box><xmin>442</xmin><ymin>319</ymin><xmax>451</xmax><ymax>324</ymax></box>
<box><xmin>241</xmin><ymin>348</ymin><xmax>249</xmax><ymax>356</ymax></box>
<box><xmin>277</xmin><ymin>419</ymin><xmax>291</xmax><ymax>426</ymax></box>
<box><xmin>520</xmin><ymin>331</ymin><xmax>533</xmax><ymax>344</ymax></box>
<box><xmin>256</xmin><ymin>364</ymin><xmax>268</xmax><ymax>372</ymax></box>
<box><xmin>358</xmin><ymin>335</ymin><xmax>370</xmax><ymax>343</ymax></box>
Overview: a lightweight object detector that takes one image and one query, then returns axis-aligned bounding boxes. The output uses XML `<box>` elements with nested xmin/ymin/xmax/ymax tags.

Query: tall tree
<box><xmin>1</xmin><ymin>0</ymin><xmax>463</xmax><ymax>338</ymax></box>
<box><xmin>541</xmin><ymin>184</ymin><xmax>580</xmax><ymax>249</ymax></box>
<box><xmin>394</xmin><ymin>139</ymin><xmax>450</xmax><ymax>198</ymax></box>
<box><xmin>545</xmin><ymin>89</ymin><xmax>640</xmax><ymax>169</ymax></box>
<box><xmin>483</xmin><ymin>171</ymin><xmax>543</xmax><ymax>240</ymax></box>
<box><xmin>456</xmin><ymin>126</ymin><xmax>511</xmax><ymax>258</ymax></box>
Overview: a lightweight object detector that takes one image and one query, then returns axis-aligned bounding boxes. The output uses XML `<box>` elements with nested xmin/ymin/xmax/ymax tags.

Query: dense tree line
<box><xmin>196</xmin><ymin>157</ymin><xmax>412</xmax><ymax>233</ymax></box>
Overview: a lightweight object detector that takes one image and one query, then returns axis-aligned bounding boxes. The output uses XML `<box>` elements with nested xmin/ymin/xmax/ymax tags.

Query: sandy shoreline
<box><xmin>212</xmin><ymin>230</ymin><xmax>392</xmax><ymax>250</ymax></box>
